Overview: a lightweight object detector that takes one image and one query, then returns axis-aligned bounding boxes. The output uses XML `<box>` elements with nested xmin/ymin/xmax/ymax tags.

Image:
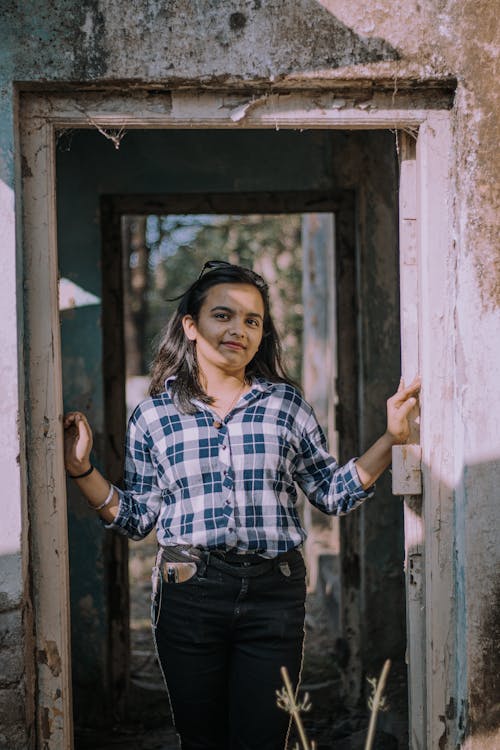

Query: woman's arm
<box><xmin>355</xmin><ymin>376</ymin><xmax>421</xmax><ymax>489</ymax></box>
<box><xmin>292</xmin><ymin>376</ymin><xmax>421</xmax><ymax>514</ymax></box>
<box><xmin>64</xmin><ymin>411</ymin><xmax>120</xmax><ymax>523</ymax></box>
<box><xmin>64</xmin><ymin>409</ymin><xmax>162</xmax><ymax>538</ymax></box>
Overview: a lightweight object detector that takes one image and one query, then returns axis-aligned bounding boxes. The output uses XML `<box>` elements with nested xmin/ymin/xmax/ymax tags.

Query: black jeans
<box><xmin>151</xmin><ymin>549</ymin><xmax>306</xmax><ymax>750</ymax></box>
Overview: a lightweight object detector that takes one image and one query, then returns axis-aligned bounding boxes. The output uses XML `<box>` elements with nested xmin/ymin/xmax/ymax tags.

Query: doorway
<box><xmin>21</xmin><ymin>89</ymin><xmax>454</xmax><ymax>750</ymax></box>
<box><xmin>118</xmin><ymin>209</ymin><xmax>338</xmax><ymax>749</ymax></box>
<box><xmin>57</xmin><ymin>127</ymin><xmax>402</xmax><ymax>747</ymax></box>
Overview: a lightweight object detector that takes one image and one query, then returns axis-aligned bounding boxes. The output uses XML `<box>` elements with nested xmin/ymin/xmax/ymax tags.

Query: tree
<box><xmin>122</xmin><ymin>215</ymin><xmax>150</xmax><ymax>376</ymax></box>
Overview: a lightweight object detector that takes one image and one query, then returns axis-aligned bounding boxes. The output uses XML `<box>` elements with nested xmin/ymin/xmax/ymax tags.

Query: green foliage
<box><xmin>144</xmin><ymin>214</ymin><xmax>304</xmax><ymax>382</ymax></box>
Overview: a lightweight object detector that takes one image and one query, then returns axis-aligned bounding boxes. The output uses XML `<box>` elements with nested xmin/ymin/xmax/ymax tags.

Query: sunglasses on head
<box><xmin>196</xmin><ymin>259</ymin><xmax>233</xmax><ymax>279</ymax></box>
<box><xmin>196</xmin><ymin>259</ymin><xmax>268</xmax><ymax>290</ymax></box>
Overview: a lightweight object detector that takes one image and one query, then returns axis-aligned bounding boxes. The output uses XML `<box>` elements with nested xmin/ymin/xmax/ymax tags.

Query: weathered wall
<box><xmin>0</xmin><ymin>1</ymin><xmax>498</xmax><ymax>748</ymax></box>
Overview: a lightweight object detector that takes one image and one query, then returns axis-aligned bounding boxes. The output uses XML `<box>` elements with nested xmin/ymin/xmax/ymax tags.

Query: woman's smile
<box><xmin>221</xmin><ymin>340</ymin><xmax>246</xmax><ymax>351</ymax></box>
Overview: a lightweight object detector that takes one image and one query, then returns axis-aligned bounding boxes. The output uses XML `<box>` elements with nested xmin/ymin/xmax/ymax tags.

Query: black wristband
<box><xmin>68</xmin><ymin>464</ymin><xmax>94</xmax><ymax>480</ymax></box>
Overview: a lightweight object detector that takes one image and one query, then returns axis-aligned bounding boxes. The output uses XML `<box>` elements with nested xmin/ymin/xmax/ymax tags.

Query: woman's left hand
<box><xmin>385</xmin><ymin>376</ymin><xmax>421</xmax><ymax>445</ymax></box>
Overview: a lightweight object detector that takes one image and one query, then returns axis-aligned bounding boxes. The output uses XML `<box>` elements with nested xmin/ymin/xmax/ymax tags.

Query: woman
<box><xmin>64</xmin><ymin>260</ymin><xmax>420</xmax><ymax>750</ymax></box>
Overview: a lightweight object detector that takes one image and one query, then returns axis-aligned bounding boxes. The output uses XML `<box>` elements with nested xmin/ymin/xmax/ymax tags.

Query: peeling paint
<box><xmin>37</xmin><ymin>640</ymin><xmax>62</xmax><ymax>678</ymax></box>
<box><xmin>228</xmin><ymin>95</ymin><xmax>268</xmax><ymax>122</ymax></box>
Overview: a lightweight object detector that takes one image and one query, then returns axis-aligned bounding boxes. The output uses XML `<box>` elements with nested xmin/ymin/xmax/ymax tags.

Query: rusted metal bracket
<box><xmin>391</xmin><ymin>444</ymin><xmax>422</xmax><ymax>495</ymax></box>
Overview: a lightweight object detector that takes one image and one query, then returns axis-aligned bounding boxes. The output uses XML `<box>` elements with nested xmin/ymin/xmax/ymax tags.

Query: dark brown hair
<box><xmin>149</xmin><ymin>262</ymin><xmax>297</xmax><ymax>413</ymax></box>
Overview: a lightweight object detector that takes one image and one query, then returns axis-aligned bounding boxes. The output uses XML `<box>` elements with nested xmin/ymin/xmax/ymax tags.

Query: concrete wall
<box><xmin>1</xmin><ymin>2</ymin><xmax>499</xmax><ymax>748</ymax></box>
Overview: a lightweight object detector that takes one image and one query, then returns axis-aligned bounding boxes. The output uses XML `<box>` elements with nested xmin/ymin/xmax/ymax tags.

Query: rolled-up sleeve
<box><xmin>293</xmin><ymin>414</ymin><xmax>374</xmax><ymax>515</ymax></box>
<box><xmin>104</xmin><ymin>409</ymin><xmax>162</xmax><ymax>540</ymax></box>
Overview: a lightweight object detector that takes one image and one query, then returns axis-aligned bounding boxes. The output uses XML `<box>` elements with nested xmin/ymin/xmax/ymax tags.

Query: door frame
<box><xmin>101</xmin><ymin>189</ymin><xmax>348</xmax><ymax>717</ymax></box>
<box><xmin>20</xmin><ymin>89</ymin><xmax>454</xmax><ymax>749</ymax></box>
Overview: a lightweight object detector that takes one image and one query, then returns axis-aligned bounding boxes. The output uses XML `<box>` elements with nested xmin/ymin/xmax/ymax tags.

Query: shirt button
<box><xmin>223</xmin><ymin>470</ymin><xmax>227</xmax><ymax>476</ymax></box>
<box><xmin>222</xmin><ymin>444</ymin><xmax>227</xmax><ymax>450</ymax></box>
<box><xmin>228</xmin><ymin>527</ymin><xmax>234</xmax><ymax>533</ymax></box>
<box><xmin>213</xmin><ymin>420</ymin><xmax>222</xmax><ymax>429</ymax></box>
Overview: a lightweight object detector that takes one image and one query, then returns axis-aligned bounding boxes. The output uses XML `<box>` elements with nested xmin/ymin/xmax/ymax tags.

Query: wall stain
<box><xmin>40</xmin><ymin>706</ymin><xmax>52</xmax><ymax>740</ymax></box>
<box><xmin>229</xmin><ymin>12</ymin><xmax>247</xmax><ymax>31</ymax></box>
<box><xmin>445</xmin><ymin>695</ymin><xmax>456</xmax><ymax>720</ymax></box>
<box><xmin>468</xmin><ymin>581</ymin><xmax>500</xmax><ymax>737</ymax></box>
<box><xmin>438</xmin><ymin>715</ymin><xmax>448</xmax><ymax>750</ymax></box>
<box><xmin>73</xmin><ymin>1</ymin><xmax>107</xmax><ymax>78</ymax></box>
<box><xmin>21</xmin><ymin>154</ymin><xmax>33</xmax><ymax>178</ymax></box>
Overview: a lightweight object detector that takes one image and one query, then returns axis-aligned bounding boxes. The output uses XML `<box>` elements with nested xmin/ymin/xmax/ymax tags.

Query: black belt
<box><xmin>205</xmin><ymin>549</ymin><xmax>297</xmax><ymax>578</ymax></box>
<box><xmin>158</xmin><ymin>545</ymin><xmax>300</xmax><ymax>579</ymax></box>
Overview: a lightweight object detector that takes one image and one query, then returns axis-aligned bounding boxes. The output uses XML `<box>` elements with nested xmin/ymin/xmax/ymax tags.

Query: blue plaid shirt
<box><xmin>108</xmin><ymin>378</ymin><xmax>374</xmax><ymax>557</ymax></box>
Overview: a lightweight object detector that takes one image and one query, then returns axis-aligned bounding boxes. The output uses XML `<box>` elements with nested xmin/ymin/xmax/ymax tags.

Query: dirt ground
<box><xmin>75</xmin><ymin>533</ymin><xmax>405</xmax><ymax>750</ymax></box>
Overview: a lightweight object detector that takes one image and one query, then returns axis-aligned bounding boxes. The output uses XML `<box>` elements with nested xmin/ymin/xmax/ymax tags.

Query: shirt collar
<box><xmin>163</xmin><ymin>375</ymin><xmax>275</xmax><ymax>413</ymax></box>
<box><xmin>164</xmin><ymin>374</ymin><xmax>274</xmax><ymax>393</ymax></box>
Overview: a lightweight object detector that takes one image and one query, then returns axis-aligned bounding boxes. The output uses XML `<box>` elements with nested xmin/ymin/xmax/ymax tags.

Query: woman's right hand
<box><xmin>63</xmin><ymin>411</ymin><xmax>93</xmax><ymax>475</ymax></box>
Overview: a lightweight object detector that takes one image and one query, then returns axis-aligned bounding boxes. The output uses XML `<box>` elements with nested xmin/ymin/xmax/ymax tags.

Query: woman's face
<box><xmin>182</xmin><ymin>283</ymin><xmax>265</xmax><ymax>379</ymax></box>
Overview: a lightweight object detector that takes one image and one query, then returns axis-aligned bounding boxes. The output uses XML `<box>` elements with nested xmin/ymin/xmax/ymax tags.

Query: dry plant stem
<box><xmin>364</xmin><ymin>659</ymin><xmax>392</xmax><ymax>750</ymax></box>
<box><xmin>280</xmin><ymin>667</ymin><xmax>315</xmax><ymax>750</ymax></box>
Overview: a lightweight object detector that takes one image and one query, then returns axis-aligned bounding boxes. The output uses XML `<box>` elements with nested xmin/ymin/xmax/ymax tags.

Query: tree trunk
<box><xmin>122</xmin><ymin>215</ymin><xmax>149</xmax><ymax>376</ymax></box>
